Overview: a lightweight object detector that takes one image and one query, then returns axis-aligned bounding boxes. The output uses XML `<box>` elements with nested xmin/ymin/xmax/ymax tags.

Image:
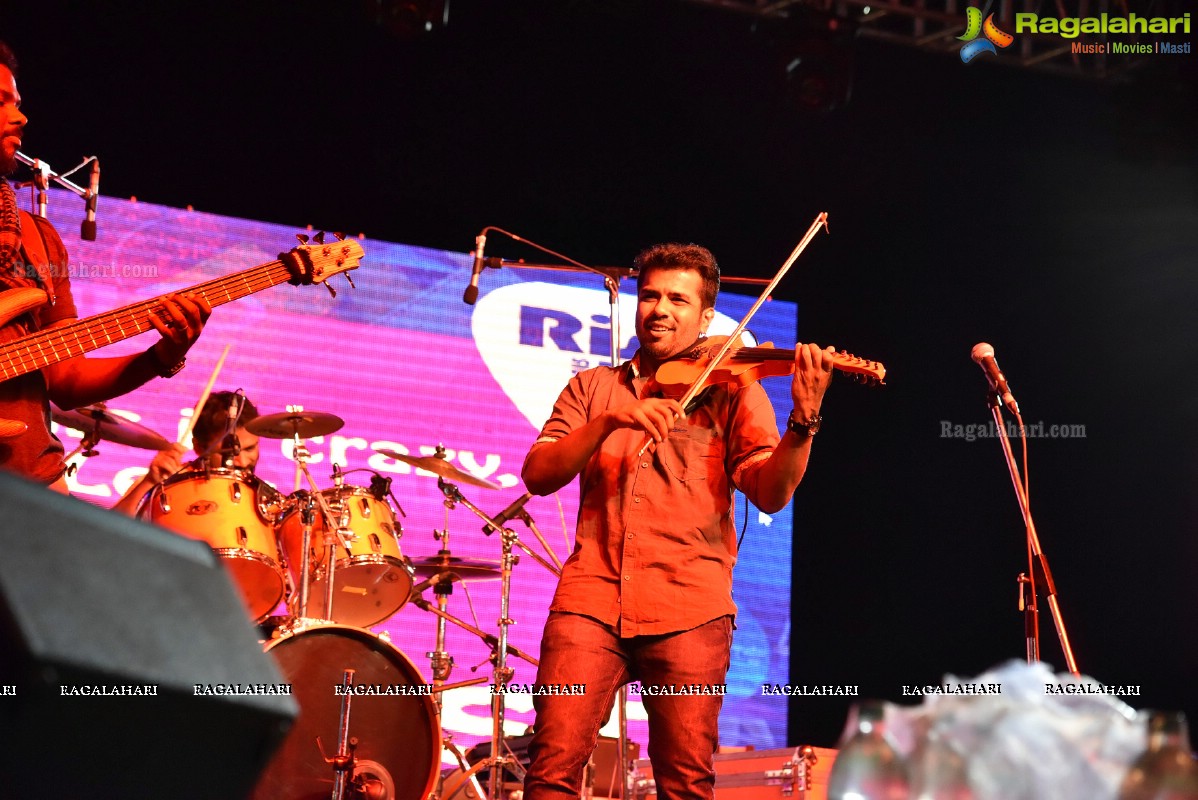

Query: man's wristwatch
<box><xmin>787</xmin><ymin>409</ymin><xmax>822</xmax><ymax>438</ymax></box>
<box><xmin>149</xmin><ymin>346</ymin><xmax>187</xmax><ymax>378</ymax></box>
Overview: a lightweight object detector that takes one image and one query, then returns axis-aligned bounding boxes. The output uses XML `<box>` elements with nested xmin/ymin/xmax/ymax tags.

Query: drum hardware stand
<box><xmin>296</xmin><ymin>492</ymin><xmax>317</xmax><ymax>622</ymax></box>
<box><xmin>324</xmin><ymin>466</ymin><xmax>352</xmax><ymax>624</ymax></box>
<box><xmin>407</xmin><ymin>591</ymin><xmax>540</xmax><ymax>671</ymax></box>
<box><xmin>61</xmin><ymin>416</ymin><xmax>105</xmax><ymax>467</ymax></box>
<box><xmin>488</xmin><ymin>512</ymin><xmax>520</xmax><ymax>800</ymax></box>
<box><xmin>441</xmin><ymin>738</ymin><xmax>489</xmax><ymax>800</ymax></box>
<box><xmin>485</xmin><ymin>498</ymin><xmax>564</xmax><ymax>576</ymax></box>
<box><xmin>402</xmin><ymin>481</ymin><xmax>542</xmax><ymax>800</ymax></box>
<box><xmin>426</xmin><ymin>529</ymin><xmax>462</xmax><ymax>710</ymax></box>
<box><xmin>286</xmin><ymin>429</ymin><xmax>355</xmax><ymax>623</ymax></box>
<box><xmin>441</xmin><ymin>482</ymin><xmax>562</xmax><ymax>580</ymax></box>
<box><xmin>331</xmin><ymin>668</ymin><xmax>358</xmax><ymax>800</ymax></box>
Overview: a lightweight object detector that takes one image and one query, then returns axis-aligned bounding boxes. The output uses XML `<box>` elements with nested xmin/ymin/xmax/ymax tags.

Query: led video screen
<box><xmin>35</xmin><ymin>188</ymin><xmax>798</xmax><ymax>757</ymax></box>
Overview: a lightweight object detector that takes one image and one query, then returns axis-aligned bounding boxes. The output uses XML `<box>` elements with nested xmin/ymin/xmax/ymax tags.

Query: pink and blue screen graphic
<box><xmin>38</xmin><ymin>188</ymin><xmax>797</xmax><ymax>755</ymax></box>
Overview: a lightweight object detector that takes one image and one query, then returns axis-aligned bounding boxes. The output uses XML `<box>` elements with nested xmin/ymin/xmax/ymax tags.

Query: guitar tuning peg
<box><xmin>344</xmin><ymin>272</ymin><xmax>356</xmax><ymax>290</ymax></box>
<box><xmin>296</xmin><ymin>233</ymin><xmax>310</xmax><ymax>244</ymax></box>
<box><xmin>325</xmin><ymin>282</ymin><xmax>337</xmax><ymax>299</ymax></box>
<box><xmin>333</xmin><ymin>232</ymin><xmax>347</xmax><ymax>241</ymax></box>
<box><xmin>313</xmin><ymin>231</ymin><xmax>326</xmax><ymax>245</ymax></box>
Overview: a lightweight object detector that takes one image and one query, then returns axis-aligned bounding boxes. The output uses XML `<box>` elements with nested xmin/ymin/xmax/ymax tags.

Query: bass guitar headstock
<box><xmin>282</xmin><ymin>232</ymin><xmax>364</xmax><ymax>295</ymax></box>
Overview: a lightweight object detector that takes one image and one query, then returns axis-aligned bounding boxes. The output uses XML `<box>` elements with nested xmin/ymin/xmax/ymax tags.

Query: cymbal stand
<box><xmin>322</xmin><ymin>467</ymin><xmax>352</xmax><ymax>624</ymax></box>
<box><xmin>61</xmin><ymin>425</ymin><xmax>102</xmax><ymax>465</ymax></box>
<box><xmin>414</xmin><ymin>548</ymin><xmax>491</xmax><ymax>800</ymax></box>
<box><xmin>427</xmin><ymin>524</ymin><xmax>460</xmax><ymax>709</ymax></box>
<box><xmin>489</xmin><ymin>517</ymin><xmax>520</xmax><ymax>800</ymax></box>
<box><xmin>435</xmin><ymin>479</ymin><xmax>537</xmax><ymax>800</ymax></box>
<box><xmin>60</xmin><ymin>403</ymin><xmax>110</xmax><ymax>468</ymax></box>
<box><xmin>288</xmin><ymin>433</ymin><xmax>352</xmax><ymax>623</ymax></box>
<box><xmin>296</xmin><ymin>492</ymin><xmax>316</xmax><ymax>621</ymax></box>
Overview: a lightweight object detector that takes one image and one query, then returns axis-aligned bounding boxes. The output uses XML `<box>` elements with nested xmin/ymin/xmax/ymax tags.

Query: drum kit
<box><xmin>57</xmin><ymin>402</ymin><xmax>562</xmax><ymax>800</ymax></box>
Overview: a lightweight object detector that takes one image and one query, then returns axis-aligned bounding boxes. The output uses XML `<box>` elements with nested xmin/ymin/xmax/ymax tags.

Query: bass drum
<box><xmin>250</xmin><ymin>625</ymin><xmax>440</xmax><ymax>800</ymax></box>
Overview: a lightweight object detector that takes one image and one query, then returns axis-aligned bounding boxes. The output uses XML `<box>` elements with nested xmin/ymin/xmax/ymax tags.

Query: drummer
<box><xmin>111</xmin><ymin>390</ymin><xmax>260</xmax><ymax>515</ymax></box>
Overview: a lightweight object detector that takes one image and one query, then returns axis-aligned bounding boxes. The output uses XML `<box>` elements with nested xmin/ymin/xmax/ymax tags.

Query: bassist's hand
<box><xmin>149</xmin><ymin>293</ymin><xmax>211</xmax><ymax>366</ymax></box>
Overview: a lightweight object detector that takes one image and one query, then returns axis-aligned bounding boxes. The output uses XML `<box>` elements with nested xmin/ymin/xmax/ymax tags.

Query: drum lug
<box><xmin>157</xmin><ymin>490</ymin><xmax>171</xmax><ymax>514</ymax></box>
<box><xmin>359</xmin><ymin>497</ymin><xmax>371</xmax><ymax>518</ymax></box>
<box><xmin>231</xmin><ymin>482</ymin><xmax>242</xmax><ymax>503</ymax></box>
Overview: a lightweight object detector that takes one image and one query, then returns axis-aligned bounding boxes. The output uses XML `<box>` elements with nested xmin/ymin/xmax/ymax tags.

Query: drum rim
<box><xmin>158</xmin><ymin>465</ymin><xmax>267</xmax><ymax>486</ymax></box>
<box><xmin>261</xmin><ymin>623</ymin><xmax>442</xmax><ymax>800</ymax></box>
<box><xmin>329</xmin><ymin>553</ymin><xmax>411</xmax><ymax>571</ymax></box>
<box><xmin>212</xmin><ymin>549</ymin><xmax>285</xmax><ymax>622</ymax></box>
<box><xmin>278</xmin><ymin>483</ymin><xmax>399</xmax><ymax>521</ymax></box>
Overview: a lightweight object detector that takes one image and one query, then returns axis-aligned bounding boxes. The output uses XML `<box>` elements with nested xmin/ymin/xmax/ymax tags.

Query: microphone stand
<box><xmin>14</xmin><ymin>151</ymin><xmax>99</xmax><ymax>238</ymax></box>
<box><xmin>464</xmin><ymin>227</ymin><xmax>630</xmax><ymax>367</ymax></box>
<box><xmin>985</xmin><ymin>392</ymin><xmax>1080</xmax><ymax>676</ymax></box>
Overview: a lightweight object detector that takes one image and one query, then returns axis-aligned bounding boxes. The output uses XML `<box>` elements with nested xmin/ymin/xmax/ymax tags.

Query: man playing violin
<box><xmin>0</xmin><ymin>40</ymin><xmax>210</xmax><ymax>489</ymax></box>
<box><xmin>521</xmin><ymin>242</ymin><xmax>835</xmax><ymax>800</ymax></box>
<box><xmin>111</xmin><ymin>391</ymin><xmax>261</xmax><ymax>515</ymax></box>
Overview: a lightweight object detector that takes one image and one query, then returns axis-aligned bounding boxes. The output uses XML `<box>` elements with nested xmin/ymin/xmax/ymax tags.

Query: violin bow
<box><xmin>637</xmin><ymin>212</ymin><xmax>830</xmax><ymax>457</ymax></box>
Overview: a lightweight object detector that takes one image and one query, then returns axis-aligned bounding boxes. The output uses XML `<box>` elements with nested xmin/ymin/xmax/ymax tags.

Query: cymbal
<box><xmin>374</xmin><ymin>449</ymin><xmax>500</xmax><ymax>490</ymax></box>
<box><xmin>410</xmin><ymin>554</ymin><xmax>502</xmax><ymax>581</ymax></box>
<box><xmin>51</xmin><ymin>404</ymin><xmax>171</xmax><ymax>450</ymax></box>
<box><xmin>246</xmin><ymin>410</ymin><xmax>344</xmax><ymax>439</ymax></box>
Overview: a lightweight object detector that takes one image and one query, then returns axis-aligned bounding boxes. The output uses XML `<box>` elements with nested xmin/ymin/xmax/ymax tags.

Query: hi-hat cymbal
<box><xmin>51</xmin><ymin>404</ymin><xmax>171</xmax><ymax>451</ymax></box>
<box><xmin>374</xmin><ymin>448</ymin><xmax>500</xmax><ymax>490</ymax></box>
<box><xmin>246</xmin><ymin>411</ymin><xmax>344</xmax><ymax>439</ymax></box>
<box><xmin>410</xmin><ymin>554</ymin><xmax>502</xmax><ymax>581</ymax></box>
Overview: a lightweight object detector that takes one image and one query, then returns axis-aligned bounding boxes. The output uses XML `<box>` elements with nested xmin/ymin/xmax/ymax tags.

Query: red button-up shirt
<box><xmin>527</xmin><ymin>355</ymin><xmax>780</xmax><ymax>637</ymax></box>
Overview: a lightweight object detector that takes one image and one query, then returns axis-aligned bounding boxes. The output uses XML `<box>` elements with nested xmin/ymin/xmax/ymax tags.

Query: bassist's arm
<box><xmin>44</xmin><ymin>292</ymin><xmax>211</xmax><ymax>409</ymax></box>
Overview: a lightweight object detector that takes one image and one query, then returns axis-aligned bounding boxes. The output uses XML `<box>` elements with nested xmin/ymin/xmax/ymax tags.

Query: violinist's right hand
<box><xmin>606</xmin><ymin>398</ymin><xmax>686</xmax><ymax>444</ymax></box>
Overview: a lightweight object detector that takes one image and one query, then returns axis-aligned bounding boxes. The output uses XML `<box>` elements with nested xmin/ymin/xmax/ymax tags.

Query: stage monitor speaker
<box><xmin>0</xmin><ymin>472</ymin><xmax>297</xmax><ymax>800</ymax></box>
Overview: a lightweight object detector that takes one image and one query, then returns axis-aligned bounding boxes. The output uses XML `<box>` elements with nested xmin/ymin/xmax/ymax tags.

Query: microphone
<box><xmin>482</xmin><ymin>491</ymin><xmax>533</xmax><ymax>535</ymax></box>
<box><xmin>221</xmin><ymin>393</ymin><xmax>243</xmax><ymax>464</ymax></box>
<box><xmin>463</xmin><ymin>231</ymin><xmax>486</xmax><ymax>305</ymax></box>
<box><xmin>80</xmin><ymin>158</ymin><xmax>99</xmax><ymax>241</ymax></box>
<box><xmin>971</xmin><ymin>343</ymin><xmax>1020</xmax><ymax>414</ymax></box>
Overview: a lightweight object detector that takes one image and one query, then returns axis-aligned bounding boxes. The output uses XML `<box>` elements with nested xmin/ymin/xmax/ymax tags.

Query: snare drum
<box><xmin>279</xmin><ymin>485</ymin><xmax>413</xmax><ymax>628</ymax></box>
<box><xmin>145</xmin><ymin>468</ymin><xmax>284</xmax><ymax>622</ymax></box>
<box><xmin>249</xmin><ymin>624</ymin><xmax>440</xmax><ymax>800</ymax></box>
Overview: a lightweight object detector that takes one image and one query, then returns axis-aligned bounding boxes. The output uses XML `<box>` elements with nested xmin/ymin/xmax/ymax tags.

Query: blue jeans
<box><xmin>523</xmin><ymin>612</ymin><xmax>733</xmax><ymax>800</ymax></box>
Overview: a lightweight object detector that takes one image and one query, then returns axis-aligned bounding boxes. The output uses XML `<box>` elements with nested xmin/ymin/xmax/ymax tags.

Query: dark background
<box><xmin>8</xmin><ymin>1</ymin><xmax>1197</xmax><ymax>747</ymax></box>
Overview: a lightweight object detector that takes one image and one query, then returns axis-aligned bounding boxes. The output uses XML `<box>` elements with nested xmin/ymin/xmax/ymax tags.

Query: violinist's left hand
<box><xmin>791</xmin><ymin>343</ymin><xmax>835</xmax><ymax>423</ymax></box>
